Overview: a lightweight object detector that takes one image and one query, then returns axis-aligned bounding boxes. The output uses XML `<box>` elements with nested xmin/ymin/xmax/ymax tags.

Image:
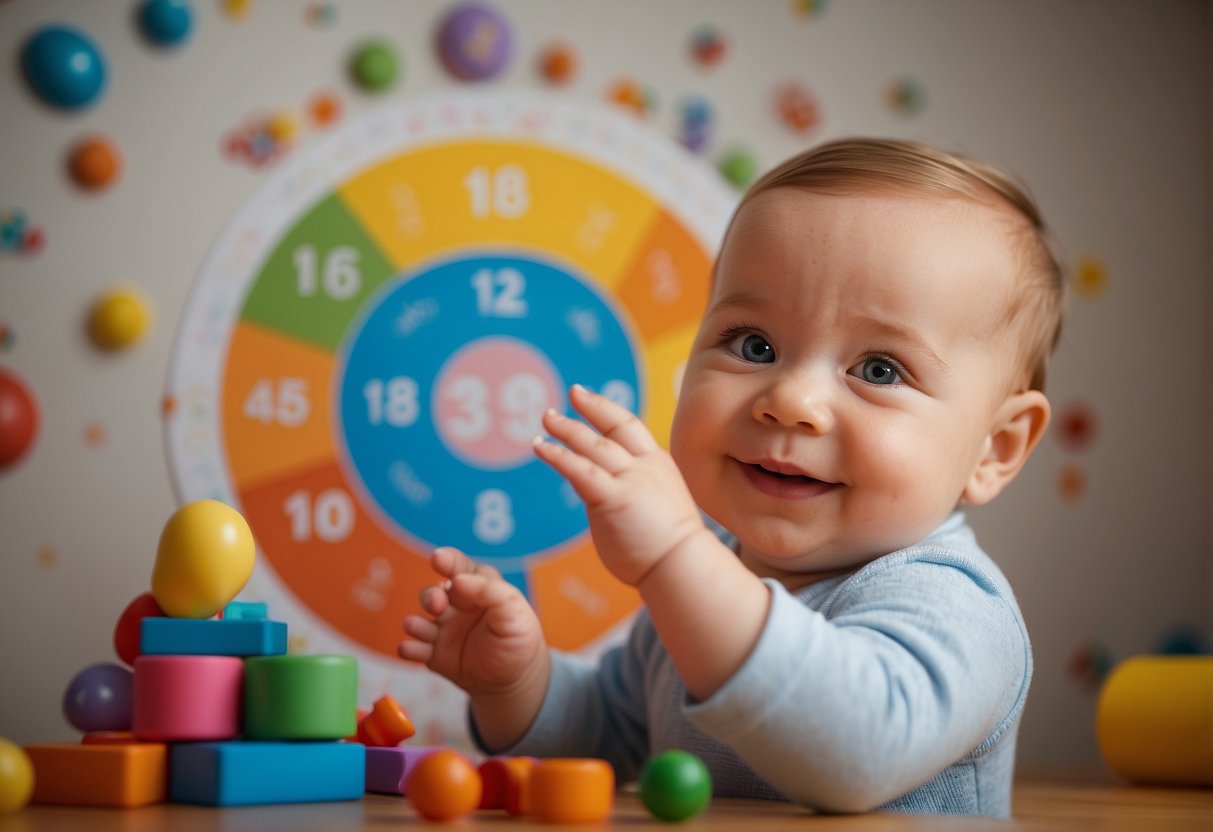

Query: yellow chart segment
<box><xmin>222</xmin><ymin>320</ymin><xmax>338</xmax><ymax>493</ymax></box>
<box><xmin>642</xmin><ymin>322</ymin><xmax>700</xmax><ymax>450</ymax></box>
<box><xmin>338</xmin><ymin>141</ymin><xmax>662</xmax><ymax>289</ymax></box>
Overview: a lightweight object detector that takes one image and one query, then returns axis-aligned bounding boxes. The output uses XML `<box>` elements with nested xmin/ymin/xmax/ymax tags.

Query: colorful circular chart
<box><xmin>165</xmin><ymin>93</ymin><xmax>736</xmax><ymax>697</ymax></box>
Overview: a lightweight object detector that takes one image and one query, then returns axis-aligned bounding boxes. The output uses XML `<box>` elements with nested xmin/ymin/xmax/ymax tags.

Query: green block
<box><xmin>243</xmin><ymin>655</ymin><xmax>357</xmax><ymax>740</ymax></box>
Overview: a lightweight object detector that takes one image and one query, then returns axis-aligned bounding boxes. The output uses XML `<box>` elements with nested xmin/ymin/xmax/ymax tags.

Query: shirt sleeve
<box><xmin>684</xmin><ymin>554</ymin><xmax>1030</xmax><ymax>812</ymax></box>
<box><xmin>470</xmin><ymin>613</ymin><xmax>655</xmax><ymax>781</ymax></box>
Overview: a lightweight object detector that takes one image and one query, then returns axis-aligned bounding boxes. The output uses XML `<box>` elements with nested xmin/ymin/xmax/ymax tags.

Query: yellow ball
<box><xmin>152</xmin><ymin>499</ymin><xmax>256</xmax><ymax>619</ymax></box>
<box><xmin>88</xmin><ymin>286</ymin><xmax>153</xmax><ymax>350</ymax></box>
<box><xmin>0</xmin><ymin>738</ymin><xmax>34</xmax><ymax>814</ymax></box>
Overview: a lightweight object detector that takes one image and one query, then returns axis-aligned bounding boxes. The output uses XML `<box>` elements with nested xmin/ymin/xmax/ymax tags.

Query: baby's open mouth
<box><xmin>740</xmin><ymin>460</ymin><xmax>839</xmax><ymax>498</ymax></box>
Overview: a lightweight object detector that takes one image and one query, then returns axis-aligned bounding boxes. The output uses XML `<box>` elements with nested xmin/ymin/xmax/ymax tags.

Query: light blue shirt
<box><xmin>474</xmin><ymin>512</ymin><xmax>1031</xmax><ymax>817</ymax></box>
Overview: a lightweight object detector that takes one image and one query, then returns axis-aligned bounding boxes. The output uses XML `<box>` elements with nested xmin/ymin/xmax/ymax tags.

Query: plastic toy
<box><xmin>1096</xmin><ymin>655</ymin><xmax>1213</xmax><ymax>786</ymax></box>
<box><xmin>639</xmin><ymin>749</ymin><xmax>712</xmax><ymax>821</ymax></box>
<box><xmin>138</xmin><ymin>0</ymin><xmax>194</xmax><ymax>47</ymax></box>
<box><xmin>62</xmin><ymin>663</ymin><xmax>134</xmax><ymax>733</ymax></box>
<box><xmin>435</xmin><ymin>3</ymin><xmax>512</xmax><ymax>81</ymax></box>
<box><xmin>365</xmin><ymin>746</ymin><xmax>436</xmax><ymax>794</ymax></box>
<box><xmin>151</xmin><ymin>499</ymin><xmax>255</xmax><ymax>618</ymax></box>
<box><xmin>0</xmin><ymin>366</ymin><xmax>39</xmax><ymax>469</ymax></box>
<box><xmin>356</xmin><ymin>694</ymin><xmax>415</xmax><ymax>746</ymax></box>
<box><xmin>68</xmin><ymin>135</ymin><xmax>122</xmax><ymax>191</ymax></box>
<box><xmin>170</xmin><ymin>741</ymin><xmax>363</xmax><ymax>806</ymax></box>
<box><xmin>478</xmin><ymin>756</ymin><xmax>534</xmax><ymax>813</ymax></box>
<box><xmin>113</xmin><ymin>592</ymin><xmax>165</xmax><ymax>665</ymax></box>
<box><xmin>132</xmin><ymin>655</ymin><xmax>243</xmax><ymax>741</ymax></box>
<box><xmin>529</xmin><ymin>758</ymin><xmax>614</xmax><ymax>823</ymax></box>
<box><xmin>243</xmin><ymin>655</ymin><xmax>357</xmax><ymax>740</ymax></box>
<box><xmin>141</xmin><ymin>616</ymin><xmax>287</xmax><ymax>656</ymax></box>
<box><xmin>0</xmin><ymin>738</ymin><xmax>34</xmax><ymax>814</ymax></box>
<box><xmin>406</xmin><ymin>749</ymin><xmax>482</xmax><ymax>821</ymax></box>
<box><xmin>223</xmin><ymin>600</ymin><xmax>267</xmax><ymax>620</ymax></box>
<box><xmin>24</xmin><ymin>743</ymin><xmax>166</xmax><ymax>807</ymax></box>
<box><xmin>81</xmin><ymin>731</ymin><xmax>138</xmax><ymax>745</ymax></box>
<box><xmin>87</xmin><ymin>285</ymin><xmax>153</xmax><ymax>351</ymax></box>
<box><xmin>349</xmin><ymin>40</ymin><xmax>398</xmax><ymax>92</ymax></box>
<box><xmin>537</xmin><ymin>42</ymin><xmax>576</xmax><ymax>85</ymax></box>
<box><xmin>20</xmin><ymin>25</ymin><xmax>107</xmax><ymax>110</ymax></box>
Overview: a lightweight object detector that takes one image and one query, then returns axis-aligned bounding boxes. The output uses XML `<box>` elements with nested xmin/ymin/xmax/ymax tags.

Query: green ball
<box><xmin>639</xmin><ymin>749</ymin><xmax>712</xmax><ymax>822</ymax></box>
<box><xmin>350</xmin><ymin>40</ymin><xmax>399</xmax><ymax>92</ymax></box>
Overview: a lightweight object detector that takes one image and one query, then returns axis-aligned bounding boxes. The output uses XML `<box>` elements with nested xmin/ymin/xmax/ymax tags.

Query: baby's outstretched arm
<box><xmin>398</xmin><ymin>547</ymin><xmax>550</xmax><ymax>750</ymax></box>
<box><xmin>535</xmin><ymin>384</ymin><xmax>770</xmax><ymax>701</ymax></box>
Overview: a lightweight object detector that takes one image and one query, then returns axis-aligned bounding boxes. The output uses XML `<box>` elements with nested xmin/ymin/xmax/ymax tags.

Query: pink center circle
<box><xmin>432</xmin><ymin>337</ymin><xmax>563</xmax><ymax>470</ymax></box>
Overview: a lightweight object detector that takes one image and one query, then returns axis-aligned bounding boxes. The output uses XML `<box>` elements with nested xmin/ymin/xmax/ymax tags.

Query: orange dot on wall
<box><xmin>68</xmin><ymin>136</ymin><xmax>123</xmax><ymax>191</ymax></box>
<box><xmin>538</xmin><ymin>43</ymin><xmax>577</xmax><ymax>85</ymax></box>
<box><xmin>309</xmin><ymin>91</ymin><xmax>342</xmax><ymax>127</ymax></box>
<box><xmin>1058</xmin><ymin>463</ymin><xmax>1086</xmax><ymax>503</ymax></box>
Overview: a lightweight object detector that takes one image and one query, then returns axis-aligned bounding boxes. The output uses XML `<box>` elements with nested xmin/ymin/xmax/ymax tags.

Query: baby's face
<box><xmin>670</xmin><ymin>187</ymin><xmax>1026</xmax><ymax>584</ymax></box>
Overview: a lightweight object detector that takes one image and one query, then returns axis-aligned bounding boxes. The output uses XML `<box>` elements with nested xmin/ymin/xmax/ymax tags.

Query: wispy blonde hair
<box><xmin>733</xmin><ymin>138</ymin><xmax>1065</xmax><ymax>391</ymax></box>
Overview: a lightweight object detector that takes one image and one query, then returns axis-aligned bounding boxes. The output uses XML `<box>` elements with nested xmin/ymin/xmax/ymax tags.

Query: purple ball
<box><xmin>436</xmin><ymin>3</ymin><xmax>512</xmax><ymax>81</ymax></box>
<box><xmin>63</xmin><ymin>662</ymin><xmax>134</xmax><ymax>732</ymax></box>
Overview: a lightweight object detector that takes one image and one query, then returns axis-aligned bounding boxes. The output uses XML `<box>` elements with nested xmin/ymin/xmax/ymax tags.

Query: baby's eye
<box><xmin>850</xmin><ymin>356</ymin><xmax>903</xmax><ymax>385</ymax></box>
<box><xmin>729</xmin><ymin>333</ymin><xmax>775</xmax><ymax>364</ymax></box>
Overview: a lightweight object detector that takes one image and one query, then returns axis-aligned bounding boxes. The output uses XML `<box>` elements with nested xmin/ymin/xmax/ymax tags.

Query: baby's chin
<box><xmin>736</xmin><ymin>546</ymin><xmax>867</xmax><ymax>590</ymax></box>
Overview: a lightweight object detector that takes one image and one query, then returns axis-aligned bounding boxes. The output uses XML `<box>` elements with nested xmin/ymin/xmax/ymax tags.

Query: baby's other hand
<box><xmin>398</xmin><ymin>547</ymin><xmax>546</xmax><ymax>699</ymax></box>
<box><xmin>534</xmin><ymin>384</ymin><xmax>708</xmax><ymax>588</ymax></box>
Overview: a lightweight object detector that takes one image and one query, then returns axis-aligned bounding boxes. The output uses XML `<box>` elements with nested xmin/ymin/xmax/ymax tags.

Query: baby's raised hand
<box><xmin>534</xmin><ymin>384</ymin><xmax>708</xmax><ymax>588</ymax></box>
<box><xmin>398</xmin><ymin>547</ymin><xmax>546</xmax><ymax>699</ymax></box>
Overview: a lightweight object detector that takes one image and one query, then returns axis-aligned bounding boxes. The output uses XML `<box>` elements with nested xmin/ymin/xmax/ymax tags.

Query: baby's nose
<box><xmin>753</xmin><ymin>371</ymin><xmax>835</xmax><ymax>433</ymax></box>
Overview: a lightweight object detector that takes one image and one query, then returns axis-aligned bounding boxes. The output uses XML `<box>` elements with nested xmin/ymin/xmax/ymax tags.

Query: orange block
<box><xmin>357</xmin><ymin>695</ymin><xmax>415</xmax><ymax>747</ymax></box>
<box><xmin>530</xmin><ymin>758</ymin><xmax>614</xmax><ymax>822</ymax></box>
<box><xmin>478</xmin><ymin>756</ymin><xmax>535</xmax><ymax>814</ymax></box>
<box><xmin>25</xmin><ymin>743</ymin><xmax>167</xmax><ymax>807</ymax></box>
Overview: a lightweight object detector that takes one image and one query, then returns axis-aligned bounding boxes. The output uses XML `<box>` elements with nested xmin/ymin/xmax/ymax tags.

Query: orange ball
<box><xmin>407</xmin><ymin>749</ymin><xmax>482</xmax><ymax>822</ymax></box>
<box><xmin>68</xmin><ymin>135</ymin><xmax>122</xmax><ymax>190</ymax></box>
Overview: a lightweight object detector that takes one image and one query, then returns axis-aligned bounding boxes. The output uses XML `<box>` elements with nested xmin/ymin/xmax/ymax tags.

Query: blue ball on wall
<box><xmin>20</xmin><ymin>25</ymin><xmax>107</xmax><ymax>110</ymax></box>
<box><xmin>140</xmin><ymin>0</ymin><xmax>194</xmax><ymax>47</ymax></box>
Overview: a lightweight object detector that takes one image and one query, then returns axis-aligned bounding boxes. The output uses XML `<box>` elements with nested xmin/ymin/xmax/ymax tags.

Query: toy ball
<box><xmin>151</xmin><ymin>499</ymin><xmax>256</xmax><ymax>619</ymax></box>
<box><xmin>0</xmin><ymin>367</ymin><xmax>39</xmax><ymax>470</ymax></box>
<box><xmin>68</xmin><ymin>135</ymin><xmax>123</xmax><ymax>191</ymax></box>
<box><xmin>20</xmin><ymin>25</ymin><xmax>107</xmax><ymax>110</ymax></box>
<box><xmin>139</xmin><ymin>0</ymin><xmax>194</xmax><ymax>47</ymax></box>
<box><xmin>87</xmin><ymin>285</ymin><xmax>153</xmax><ymax>350</ymax></box>
<box><xmin>436</xmin><ymin>3</ymin><xmax>512</xmax><ymax>82</ymax></box>
<box><xmin>113</xmin><ymin>592</ymin><xmax>166</xmax><ymax>666</ymax></box>
<box><xmin>639</xmin><ymin>749</ymin><xmax>712</xmax><ymax>822</ymax></box>
<box><xmin>407</xmin><ymin>749</ymin><xmax>483</xmax><ymax>821</ymax></box>
<box><xmin>349</xmin><ymin>40</ymin><xmax>399</xmax><ymax>92</ymax></box>
<box><xmin>0</xmin><ymin>738</ymin><xmax>34</xmax><ymax>814</ymax></box>
<box><xmin>63</xmin><ymin>662</ymin><xmax>135</xmax><ymax>733</ymax></box>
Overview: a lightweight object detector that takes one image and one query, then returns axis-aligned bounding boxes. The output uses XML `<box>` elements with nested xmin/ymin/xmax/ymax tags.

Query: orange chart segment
<box><xmin>530</xmin><ymin>538</ymin><xmax>641</xmax><ymax>652</ymax></box>
<box><xmin>338</xmin><ymin>141</ymin><xmax>660</xmax><ymax>289</ymax></box>
<box><xmin>239</xmin><ymin>460</ymin><xmax>436</xmax><ymax>659</ymax></box>
<box><xmin>641</xmin><ymin>322</ymin><xmax>699</xmax><ymax>451</ymax></box>
<box><xmin>615</xmin><ymin>208</ymin><xmax>713</xmax><ymax>343</ymax></box>
<box><xmin>223</xmin><ymin>320</ymin><xmax>338</xmax><ymax>492</ymax></box>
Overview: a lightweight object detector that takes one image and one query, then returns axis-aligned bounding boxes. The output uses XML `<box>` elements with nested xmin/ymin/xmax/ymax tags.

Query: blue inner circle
<box><xmin>339</xmin><ymin>253</ymin><xmax>641</xmax><ymax>563</ymax></box>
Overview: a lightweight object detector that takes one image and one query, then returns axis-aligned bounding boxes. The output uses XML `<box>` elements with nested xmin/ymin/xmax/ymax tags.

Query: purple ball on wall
<box><xmin>62</xmin><ymin>662</ymin><xmax>135</xmax><ymax>732</ymax></box>
<box><xmin>435</xmin><ymin>3</ymin><xmax>512</xmax><ymax>82</ymax></box>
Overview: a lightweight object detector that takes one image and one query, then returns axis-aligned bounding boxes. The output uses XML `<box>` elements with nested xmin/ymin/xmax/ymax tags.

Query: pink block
<box><xmin>132</xmin><ymin>655</ymin><xmax>243</xmax><ymax>741</ymax></box>
<box><xmin>365</xmin><ymin>746</ymin><xmax>439</xmax><ymax>795</ymax></box>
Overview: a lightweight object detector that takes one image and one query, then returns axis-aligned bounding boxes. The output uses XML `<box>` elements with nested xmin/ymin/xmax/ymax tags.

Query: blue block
<box><xmin>170</xmin><ymin>742</ymin><xmax>364</xmax><ymax>806</ymax></box>
<box><xmin>223</xmin><ymin>601</ymin><xmax>268</xmax><ymax>621</ymax></box>
<box><xmin>141</xmin><ymin>617</ymin><xmax>287</xmax><ymax>657</ymax></box>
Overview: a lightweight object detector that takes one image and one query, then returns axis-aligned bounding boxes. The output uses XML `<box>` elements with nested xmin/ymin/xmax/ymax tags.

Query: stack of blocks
<box><xmin>21</xmin><ymin>499</ymin><xmax>367</xmax><ymax>808</ymax></box>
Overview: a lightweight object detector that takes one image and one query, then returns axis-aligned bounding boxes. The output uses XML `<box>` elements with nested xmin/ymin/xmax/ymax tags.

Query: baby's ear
<box><xmin>962</xmin><ymin>390</ymin><xmax>1051</xmax><ymax>506</ymax></box>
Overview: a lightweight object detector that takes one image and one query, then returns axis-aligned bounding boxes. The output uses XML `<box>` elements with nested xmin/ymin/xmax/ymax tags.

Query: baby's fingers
<box><xmin>431</xmin><ymin>546</ymin><xmax>502</xmax><ymax>581</ymax></box>
<box><xmin>568</xmin><ymin>384</ymin><xmax>659</xmax><ymax>456</ymax></box>
<box><xmin>533</xmin><ymin>436</ymin><xmax>617</xmax><ymax>507</ymax></box>
<box><xmin>541</xmin><ymin>408</ymin><xmax>632</xmax><ymax>474</ymax></box>
<box><xmin>397</xmin><ymin>615</ymin><xmax>437</xmax><ymax>664</ymax></box>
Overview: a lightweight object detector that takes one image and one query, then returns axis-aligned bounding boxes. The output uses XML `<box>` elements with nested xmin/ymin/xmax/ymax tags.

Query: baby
<box><xmin>398</xmin><ymin>138</ymin><xmax>1064</xmax><ymax>817</ymax></box>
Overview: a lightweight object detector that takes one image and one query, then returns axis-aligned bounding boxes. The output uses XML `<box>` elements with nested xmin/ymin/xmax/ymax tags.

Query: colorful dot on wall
<box><xmin>774</xmin><ymin>81</ymin><xmax>820</xmax><ymax>134</ymax></box>
<box><xmin>1155</xmin><ymin>623</ymin><xmax>1211</xmax><ymax>656</ymax></box>
<box><xmin>349</xmin><ymin>40</ymin><xmax>400</xmax><ymax>93</ymax></box>
<box><xmin>0</xmin><ymin>366</ymin><xmax>40</xmax><ymax>470</ymax></box>
<box><xmin>435</xmin><ymin>3</ymin><xmax>513</xmax><ymax>83</ymax></box>
<box><xmin>2</xmin><ymin>211</ymin><xmax>46</xmax><ymax>256</ymax></box>
<box><xmin>36</xmin><ymin>546</ymin><xmax>59</xmax><ymax>570</ymax></box>
<box><xmin>791</xmin><ymin>0</ymin><xmax>830</xmax><ymax>19</ymax></box>
<box><xmin>20</xmin><ymin>25</ymin><xmax>107</xmax><ymax>110</ymax></box>
<box><xmin>0</xmin><ymin>323</ymin><xmax>13</xmax><ymax>351</ymax></box>
<box><xmin>67</xmin><ymin>135</ymin><xmax>123</xmax><ymax>191</ymax></box>
<box><xmin>304</xmin><ymin>2</ymin><xmax>338</xmax><ymax>28</ymax></box>
<box><xmin>308</xmin><ymin>91</ymin><xmax>342</xmax><ymax>128</ymax></box>
<box><xmin>87</xmin><ymin>285</ymin><xmax>154</xmax><ymax>351</ymax></box>
<box><xmin>1054</xmin><ymin>401</ymin><xmax>1099</xmax><ymax>454</ymax></box>
<box><xmin>1057</xmin><ymin>463</ymin><xmax>1086</xmax><ymax>503</ymax></box>
<box><xmin>605</xmin><ymin>78</ymin><xmax>656</xmax><ymax>117</ymax></box>
<box><xmin>677</xmin><ymin>95</ymin><xmax>714</xmax><ymax>154</ymax></box>
<box><xmin>886</xmin><ymin>76</ymin><xmax>927</xmax><ymax>116</ymax></box>
<box><xmin>84</xmin><ymin>421</ymin><xmax>107</xmax><ymax>448</ymax></box>
<box><xmin>688</xmin><ymin>24</ymin><xmax>728</xmax><ymax>68</ymax></box>
<box><xmin>221</xmin><ymin>0</ymin><xmax>251</xmax><ymax>21</ymax></box>
<box><xmin>537</xmin><ymin>42</ymin><xmax>577</xmax><ymax>86</ymax></box>
<box><xmin>718</xmin><ymin>148</ymin><xmax>757</xmax><ymax>189</ymax></box>
<box><xmin>138</xmin><ymin>0</ymin><xmax>194</xmax><ymax>49</ymax></box>
<box><xmin>1066</xmin><ymin>640</ymin><xmax>1114</xmax><ymax>688</ymax></box>
<box><xmin>1072</xmin><ymin>255</ymin><xmax>1108</xmax><ymax>299</ymax></box>
<box><xmin>161</xmin><ymin>393</ymin><xmax>177</xmax><ymax>417</ymax></box>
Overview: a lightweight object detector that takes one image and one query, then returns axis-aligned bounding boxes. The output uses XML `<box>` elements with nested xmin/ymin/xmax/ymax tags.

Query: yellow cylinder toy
<box><xmin>1095</xmin><ymin>655</ymin><xmax>1213</xmax><ymax>787</ymax></box>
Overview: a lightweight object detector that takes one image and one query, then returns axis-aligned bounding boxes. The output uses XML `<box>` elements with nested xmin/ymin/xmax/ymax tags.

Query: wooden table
<box><xmin>2</xmin><ymin>779</ymin><xmax>1210</xmax><ymax>830</ymax></box>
